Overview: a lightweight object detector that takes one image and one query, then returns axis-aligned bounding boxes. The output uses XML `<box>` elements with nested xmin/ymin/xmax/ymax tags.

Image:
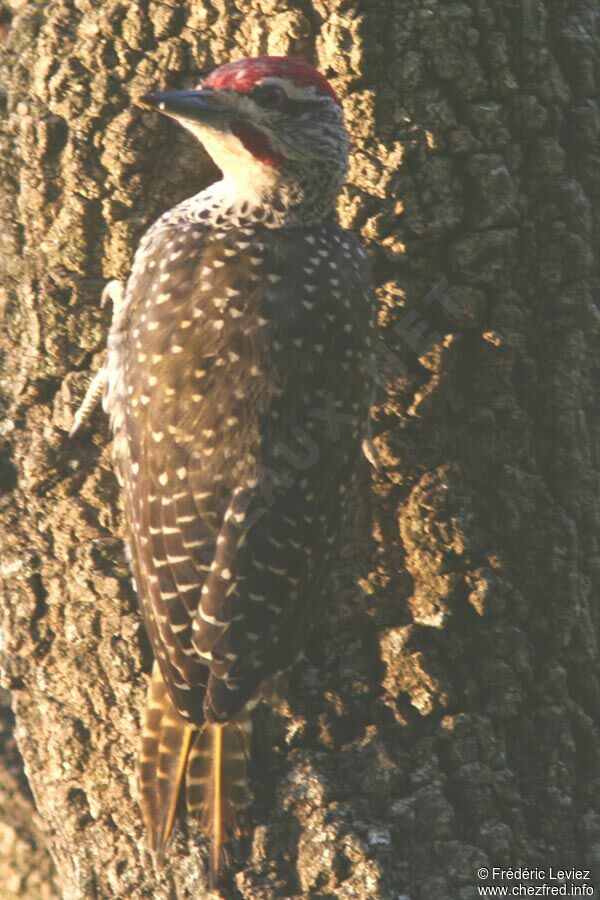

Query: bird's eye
<box><xmin>253</xmin><ymin>85</ymin><xmax>286</xmax><ymax>109</ymax></box>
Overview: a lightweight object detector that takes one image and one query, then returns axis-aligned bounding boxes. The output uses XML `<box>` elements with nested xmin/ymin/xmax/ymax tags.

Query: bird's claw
<box><xmin>362</xmin><ymin>435</ymin><xmax>382</xmax><ymax>471</ymax></box>
<box><xmin>101</xmin><ymin>279</ymin><xmax>126</xmax><ymax>311</ymax></box>
<box><xmin>69</xmin><ymin>366</ymin><xmax>108</xmax><ymax>437</ymax></box>
<box><xmin>70</xmin><ymin>279</ymin><xmax>125</xmax><ymax>437</ymax></box>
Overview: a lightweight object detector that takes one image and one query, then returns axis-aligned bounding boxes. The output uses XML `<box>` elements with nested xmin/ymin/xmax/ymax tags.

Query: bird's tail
<box><xmin>187</xmin><ymin>711</ymin><xmax>252</xmax><ymax>888</ymax></box>
<box><xmin>137</xmin><ymin>662</ymin><xmax>194</xmax><ymax>865</ymax></box>
<box><xmin>137</xmin><ymin>663</ymin><xmax>251</xmax><ymax>886</ymax></box>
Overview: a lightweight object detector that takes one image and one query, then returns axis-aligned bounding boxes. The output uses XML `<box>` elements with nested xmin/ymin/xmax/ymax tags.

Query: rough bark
<box><xmin>0</xmin><ymin>1</ymin><xmax>599</xmax><ymax>898</ymax></box>
<box><xmin>0</xmin><ymin>689</ymin><xmax>59</xmax><ymax>899</ymax></box>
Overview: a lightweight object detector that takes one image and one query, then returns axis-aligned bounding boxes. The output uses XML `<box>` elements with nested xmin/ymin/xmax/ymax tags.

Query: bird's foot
<box><xmin>101</xmin><ymin>278</ymin><xmax>126</xmax><ymax>315</ymax></box>
<box><xmin>362</xmin><ymin>435</ymin><xmax>382</xmax><ymax>471</ymax></box>
<box><xmin>69</xmin><ymin>366</ymin><xmax>108</xmax><ymax>437</ymax></box>
<box><xmin>70</xmin><ymin>279</ymin><xmax>125</xmax><ymax>436</ymax></box>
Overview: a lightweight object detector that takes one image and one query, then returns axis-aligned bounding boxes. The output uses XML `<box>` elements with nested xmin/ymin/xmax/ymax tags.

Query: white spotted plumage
<box><xmin>83</xmin><ymin>55</ymin><xmax>378</xmax><ymax>878</ymax></box>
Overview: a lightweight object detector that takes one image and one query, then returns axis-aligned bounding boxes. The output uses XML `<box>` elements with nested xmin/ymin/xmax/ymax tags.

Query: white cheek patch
<box><xmin>181</xmin><ymin>121</ymin><xmax>279</xmax><ymax>196</ymax></box>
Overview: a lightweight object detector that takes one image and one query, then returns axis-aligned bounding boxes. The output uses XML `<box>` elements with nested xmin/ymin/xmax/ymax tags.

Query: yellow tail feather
<box><xmin>137</xmin><ymin>665</ymin><xmax>252</xmax><ymax>887</ymax></box>
<box><xmin>137</xmin><ymin>663</ymin><xmax>194</xmax><ymax>865</ymax></box>
<box><xmin>187</xmin><ymin>713</ymin><xmax>252</xmax><ymax>887</ymax></box>
<box><xmin>212</xmin><ymin>725</ymin><xmax>223</xmax><ymax>887</ymax></box>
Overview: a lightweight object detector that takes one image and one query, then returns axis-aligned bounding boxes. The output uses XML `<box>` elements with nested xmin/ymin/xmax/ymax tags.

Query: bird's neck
<box><xmin>178</xmin><ymin>165</ymin><xmax>342</xmax><ymax>230</ymax></box>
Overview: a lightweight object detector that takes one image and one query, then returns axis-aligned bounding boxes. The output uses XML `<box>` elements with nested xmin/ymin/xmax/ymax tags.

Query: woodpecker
<box><xmin>73</xmin><ymin>56</ymin><xmax>375</xmax><ymax>886</ymax></box>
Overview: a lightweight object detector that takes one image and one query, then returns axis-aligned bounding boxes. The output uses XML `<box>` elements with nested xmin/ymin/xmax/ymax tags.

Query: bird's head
<box><xmin>139</xmin><ymin>57</ymin><xmax>349</xmax><ymax>224</ymax></box>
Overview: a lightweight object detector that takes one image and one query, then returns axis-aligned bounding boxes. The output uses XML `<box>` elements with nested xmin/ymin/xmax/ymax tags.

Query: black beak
<box><xmin>138</xmin><ymin>89</ymin><xmax>232</xmax><ymax>124</ymax></box>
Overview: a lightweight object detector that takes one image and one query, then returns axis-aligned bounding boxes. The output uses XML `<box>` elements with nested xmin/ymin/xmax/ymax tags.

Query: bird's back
<box><xmin>106</xmin><ymin>210</ymin><xmax>374</xmax><ymax>724</ymax></box>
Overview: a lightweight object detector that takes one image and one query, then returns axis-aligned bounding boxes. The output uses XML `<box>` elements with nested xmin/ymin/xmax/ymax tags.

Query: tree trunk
<box><xmin>1</xmin><ymin>1</ymin><xmax>599</xmax><ymax>897</ymax></box>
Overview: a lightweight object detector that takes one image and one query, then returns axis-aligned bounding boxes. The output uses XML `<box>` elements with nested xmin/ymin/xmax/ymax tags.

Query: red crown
<box><xmin>204</xmin><ymin>56</ymin><xmax>340</xmax><ymax>105</ymax></box>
